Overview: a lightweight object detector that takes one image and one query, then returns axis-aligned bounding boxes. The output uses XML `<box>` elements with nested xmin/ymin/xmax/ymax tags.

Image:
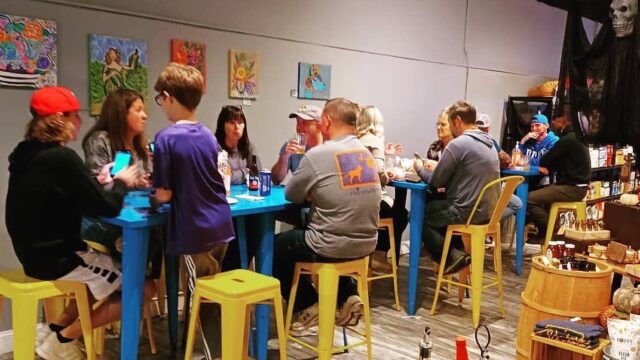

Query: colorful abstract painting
<box><xmin>0</xmin><ymin>14</ymin><xmax>57</xmax><ymax>88</ymax></box>
<box><xmin>171</xmin><ymin>39</ymin><xmax>206</xmax><ymax>90</ymax></box>
<box><xmin>89</xmin><ymin>34</ymin><xmax>148</xmax><ymax>115</ymax></box>
<box><xmin>229</xmin><ymin>49</ymin><xmax>259</xmax><ymax>99</ymax></box>
<box><xmin>298</xmin><ymin>62</ymin><xmax>331</xmax><ymax>100</ymax></box>
<box><xmin>335</xmin><ymin>150</ymin><xmax>378</xmax><ymax>189</ymax></box>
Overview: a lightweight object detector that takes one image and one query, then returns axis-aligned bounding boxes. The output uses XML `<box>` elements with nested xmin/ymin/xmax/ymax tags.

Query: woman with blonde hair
<box><xmin>357</xmin><ymin>105</ymin><xmax>408</xmax><ymax>271</ymax></box>
<box><xmin>427</xmin><ymin>107</ymin><xmax>453</xmax><ymax>161</ymax></box>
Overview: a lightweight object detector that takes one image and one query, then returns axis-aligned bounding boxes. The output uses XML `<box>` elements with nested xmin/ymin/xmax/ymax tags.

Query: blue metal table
<box><xmin>103</xmin><ymin>185</ymin><xmax>290</xmax><ymax>359</ymax></box>
<box><xmin>387</xmin><ymin>180</ymin><xmax>428</xmax><ymax>316</ymax></box>
<box><xmin>501</xmin><ymin>166</ymin><xmax>540</xmax><ymax>275</ymax></box>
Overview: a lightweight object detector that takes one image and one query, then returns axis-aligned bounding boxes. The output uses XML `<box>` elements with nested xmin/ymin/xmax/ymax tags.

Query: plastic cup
<box><xmin>295</xmin><ymin>133</ymin><xmax>307</xmax><ymax>154</ymax></box>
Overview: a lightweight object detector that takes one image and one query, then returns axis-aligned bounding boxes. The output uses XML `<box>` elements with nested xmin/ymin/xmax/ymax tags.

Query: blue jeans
<box><xmin>421</xmin><ymin>199</ymin><xmax>466</xmax><ymax>265</ymax></box>
<box><xmin>501</xmin><ymin>194</ymin><xmax>523</xmax><ymax>221</ymax></box>
<box><xmin>272</xmin><ymin>229</ymin><xmax>358</xmax><ymax>312</ymax></box>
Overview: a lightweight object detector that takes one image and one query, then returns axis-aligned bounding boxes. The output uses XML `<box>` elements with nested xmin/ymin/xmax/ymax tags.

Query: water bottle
<box><xmin>217</xmin><ymin>150</ymin><xmax>231</xmax><ymax>196</ymax></box>
<box><xmin>418</xmin><ymin>326</ymin><xmax>433</xmax><ymax>360</ymax></box>
<box><xmin>511</xmin><ymin>143</ymin><xmax>522</xmax><ymax>168</ymax></box>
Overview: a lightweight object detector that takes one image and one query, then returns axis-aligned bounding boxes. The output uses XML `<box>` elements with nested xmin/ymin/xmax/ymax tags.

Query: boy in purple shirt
<box><xmin>151</xmin><ymin>63</ymin><xmax>234</xmax><ymax>359</ymax></box>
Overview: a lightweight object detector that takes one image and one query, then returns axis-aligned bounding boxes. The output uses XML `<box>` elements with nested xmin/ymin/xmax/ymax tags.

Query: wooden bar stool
<box><xmin>367</xmin><ymin>218</ymin><xmax>401</xmax><ymax>310</ymax></box>
<box><xmin>183</xmin><ymin>269</ymin><xmax>287</xmax><ymax>360</ymax></box>
<box><xmin>542</xmin><ymin>201</ymin><xmax>587</xmax><ymax>255</ymax></box>
<box><xmin>285</xmin><ymin>257</ymin><xmax>372</xmax><ymax>360</ymax></box>
<box><xmin>0</xmin><ymin>269</ymin><xmax>95</xmax><ymax>360</ymax></box>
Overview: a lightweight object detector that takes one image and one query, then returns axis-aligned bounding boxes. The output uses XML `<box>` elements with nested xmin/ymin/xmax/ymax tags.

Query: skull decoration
<box><xmin>610</xmin><ymin>0</ymin><xmax>638</xmax><ymax>38</ymax></box>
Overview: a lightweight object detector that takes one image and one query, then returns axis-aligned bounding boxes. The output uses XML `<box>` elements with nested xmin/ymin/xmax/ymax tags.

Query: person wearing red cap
<box><xmin>5</xmin><ymin>86</ymin><xmax>155</xmax><ymax>359</ymax></box>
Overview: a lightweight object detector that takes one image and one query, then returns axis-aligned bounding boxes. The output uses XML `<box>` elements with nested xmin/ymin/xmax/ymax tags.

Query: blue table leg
<box><xmin>120</xmin><ymin>228</ymin><xmax>149</xmax><ymax>360</ymax></box>
<box><xmin>165</xmin><ymin>253</ymin><xmax>179</xmax><ymax>350</ymax></box>
<box><xmin>514</xmin><ymin>180</ymin><xmax>530</xmax><ymax>276</ymax></box>
<box><xmin>254</xmin><ymin>213</ymin><xmax>275</xmax><ymax>360</ymax></box>
<box><xmin>236</xmin><ymin>216</ymin><xmax>249</xmax><ymax>269</ymax></box>
<box><xmin>408</xmin><ymin>189</ymin><xmax>426</xmax><ymax>316</ymax></box>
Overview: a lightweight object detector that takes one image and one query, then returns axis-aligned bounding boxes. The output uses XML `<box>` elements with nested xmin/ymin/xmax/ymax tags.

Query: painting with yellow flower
<box><xmin>229</xmin><ymin>49</ymin><xmax>259</xmax><ymax>99</ymax></box>
<box><xmin>0</xmin><ymin>14</ymin><xmax>57</xmax><ymax>88</ymax></box>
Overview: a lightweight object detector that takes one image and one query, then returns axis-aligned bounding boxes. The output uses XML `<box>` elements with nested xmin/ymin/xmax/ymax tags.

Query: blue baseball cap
<box><xmin>531</xmin><ymin>114</ymin><xmax>549</xmax><ymax>125</ymax></box>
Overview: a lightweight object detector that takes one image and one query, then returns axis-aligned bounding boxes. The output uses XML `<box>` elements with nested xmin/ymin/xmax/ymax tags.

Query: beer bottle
<box><xmin>248</xmin><ymin>155</ymin><xmax>260</xmax><ymax>191</ymax></box>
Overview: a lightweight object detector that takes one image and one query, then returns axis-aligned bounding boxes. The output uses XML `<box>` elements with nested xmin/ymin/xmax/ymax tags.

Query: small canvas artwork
<box><xmin>171</xmin><ymin>39</ymin><xmax>206</xmax><ymax>90</ymax></box>
<box><xmin>229</xmin><ymin>49</ymin><xmax>259</xmax><ymax>99</ymax></box>
<box><xmin>89</xmin><ymin>34</ymin><xmax>148</xmax><ymax>115</ymax></box>
<box><xmin>0</xmin><ymin>14</ymin><xmax>57</xmax><ymax>88</ymax></box>
<box><xmin>298</xmin><ymin>62</ymin><xmax>331</xmax><ymax>100</ymax></box>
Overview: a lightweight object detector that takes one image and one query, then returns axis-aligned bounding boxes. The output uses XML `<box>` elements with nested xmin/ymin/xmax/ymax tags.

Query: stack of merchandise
<box><xmin>534</xmin><ymin>319</ymin><xmax>603</xmax><ymax>349</ymax></box>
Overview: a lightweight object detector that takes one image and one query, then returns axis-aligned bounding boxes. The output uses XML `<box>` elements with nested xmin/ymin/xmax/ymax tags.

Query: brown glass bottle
<box><xmin>248</xmin><ymin>155</ymin><xmax>260</xmax><ymax>191</ymax></box>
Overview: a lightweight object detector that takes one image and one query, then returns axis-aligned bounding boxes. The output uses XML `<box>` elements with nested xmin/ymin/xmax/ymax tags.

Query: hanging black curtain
<box><xmin>553</xmin><ymin>1</ymin><xmax>640</xmax><ymax>160</ymax></box>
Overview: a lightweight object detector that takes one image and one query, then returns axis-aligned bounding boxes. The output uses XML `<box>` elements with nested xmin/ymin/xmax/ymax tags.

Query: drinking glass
<box><xmin>295</xmin><ymin>133</ymin><xmax>307</xmax><ymax>154</ymax></box>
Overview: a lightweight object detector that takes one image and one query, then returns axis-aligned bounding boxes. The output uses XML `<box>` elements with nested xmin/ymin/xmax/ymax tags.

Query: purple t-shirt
<box><xmin>153</xmin><ymin>122</ymin><xmax>235</xmax><ymax>255</ymax></box>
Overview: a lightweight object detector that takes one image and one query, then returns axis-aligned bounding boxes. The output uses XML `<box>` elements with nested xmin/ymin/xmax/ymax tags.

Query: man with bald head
<box><xmin>272</xmin><ymin>98</ymin><xmax>381</xmax><ymax>332</ymax></box>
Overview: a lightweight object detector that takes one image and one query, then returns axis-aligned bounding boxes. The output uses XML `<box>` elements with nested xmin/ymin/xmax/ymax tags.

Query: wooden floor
<box><xmin>110</xmin><ymin>243</ymin><xmax>536</xmax><ymax>359</ymax></box>
<box><xmin>2</xmin><ymin>243</ymin><xmax>540</xmax><ymax>359</ymax></box>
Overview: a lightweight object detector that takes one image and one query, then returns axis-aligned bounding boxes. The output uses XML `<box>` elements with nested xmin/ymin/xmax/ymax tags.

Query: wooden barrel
<box><xmin>516</xmin><ymin>256</ymin><xmax>612</xmax><ymax>360</ymax></box>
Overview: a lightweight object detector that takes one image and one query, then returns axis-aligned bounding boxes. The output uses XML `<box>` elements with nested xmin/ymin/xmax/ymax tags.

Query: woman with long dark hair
<box><xmin>214</xmin><ymin>105</ymin><xmax>261</xmax><ymax>184</ymax></box>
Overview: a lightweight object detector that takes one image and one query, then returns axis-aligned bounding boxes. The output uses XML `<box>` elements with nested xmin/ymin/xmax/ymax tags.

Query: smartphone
<box><xmin>148</xmin><ymin>142</ymin><xmax>155</xmax><ymax>153</ymax></box>
<box><xmin>111</xmin><ymin>151</ymin><xmax>132</xmax><ymax>176</ymax></box>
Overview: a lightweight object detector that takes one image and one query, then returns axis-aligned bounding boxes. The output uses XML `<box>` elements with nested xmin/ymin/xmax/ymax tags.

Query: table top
<box><xmin>103</xmin><ymin>185</ymin><xmax>292</xmax><ymax>228</ymax></box>
<box><xmin>388</xmin><ymin>180</ymin><xmax>428</xmax><ymax>190</ymax></box>
<box><xmin>228</xmin><ymin>185</ymin><xmax>291</xmax><ymax>216</ymax></box>
<box><xmin>501</xmin><ymin>166</ymin><xmax>540</xmax><ymax>176</ymax></box>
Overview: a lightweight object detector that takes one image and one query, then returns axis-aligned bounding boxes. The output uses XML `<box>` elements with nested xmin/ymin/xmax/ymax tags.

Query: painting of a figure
<box><xmin>89</xmin><ymin>34</ymin><xmax>147</xmax><ymax>115</ymax></box>
<box><xmin>0</xmin><ymin>14</ymin><xmax>57</xmax><ymax>88</ymax></box>
<box><xmin>298</xmin><ymin>62</ymin><xmax>331</xmax><ymax>100</ymax></box>
<box><xmin>229</xmin><ymin>49</ymin><xmax>259</xmax><ymax>99</ymax></box>
<box><xmin>171</xmin><ymin>39</ymin><xmax>206</xmax><ymax>90</ymax></box>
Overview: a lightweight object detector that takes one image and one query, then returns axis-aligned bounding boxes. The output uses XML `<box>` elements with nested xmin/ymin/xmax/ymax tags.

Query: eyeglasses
<box><xmin>154</xmin><ymin>91</ymin><xmax>169</xmax><ymax>106</ymax></box>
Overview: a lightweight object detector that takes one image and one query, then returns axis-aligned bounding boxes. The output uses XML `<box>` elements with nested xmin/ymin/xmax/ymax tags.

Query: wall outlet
<box><xmin>290</xmin><ymin>89</ymin><xmax>298</xmax><ymax>98</ymax></box>
<box><xmin>242</xmin><ymin>99</ymin><xmax>252</xmax><ymax>106</ymax></box>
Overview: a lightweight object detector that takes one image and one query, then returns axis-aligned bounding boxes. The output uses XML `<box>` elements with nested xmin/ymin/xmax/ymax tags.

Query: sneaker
<box><xmin>36</xmin><ymin>331</ymin><xmax>82</xmax><ymax>360</ymax></box>
<box><xmin>443</xmin><ymin>252</ymin><xmax>471</xmax><ymax>276</ymax></box>
<box><xmin>36</xmin><ymin>324</ymin><xmax>52</xmax><ymax>348</ymax></box>
<box><xmin>290</xmin><ymin>303</ymin><xmax>319</xmax><ymax>331</ymax></box>
<box><xmin>335</xmin><ymin>295</ymin><xmax>363</xmax><ymax>327</ymax></box>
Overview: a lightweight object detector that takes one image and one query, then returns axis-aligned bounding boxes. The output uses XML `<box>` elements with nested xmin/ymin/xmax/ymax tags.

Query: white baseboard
<box><xmin>0</xmin><ymin>324</ymin><xmax>44</xmax><ymax>355</ymax></box>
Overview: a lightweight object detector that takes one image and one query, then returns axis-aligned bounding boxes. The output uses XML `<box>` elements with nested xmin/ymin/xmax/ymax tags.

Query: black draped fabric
<box><xmin>554</xmin><ymin>3</ymin><xmax>640</xmax><ymax>163</ymax></box>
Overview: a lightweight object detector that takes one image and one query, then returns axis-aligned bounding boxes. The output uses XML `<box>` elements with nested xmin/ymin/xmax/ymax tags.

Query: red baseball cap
<box><xmin>30</xmin><ymin>86</ymin><xmax>81</xmax><ymax>117</ymax></box>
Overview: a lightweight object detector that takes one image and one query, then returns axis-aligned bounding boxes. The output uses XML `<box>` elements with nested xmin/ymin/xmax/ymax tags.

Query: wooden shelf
<box><xmin>586</xmin><ymin>194</ymin><xmax>622</xmax><ymax>204</ymax></box>
<box><xmin>591</xmin><ymin>165</ymin><xmax>622</xmax><ymax>172</ymax></box>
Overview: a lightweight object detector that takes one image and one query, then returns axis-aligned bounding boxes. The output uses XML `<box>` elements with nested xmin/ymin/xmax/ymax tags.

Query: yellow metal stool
<box><xmin>367</xmin><ymin>218</ymin><xmax>401</xmax><ymax>311</ymax></box>
<box><xmin>431</xmin><ymin>176</ymin><xmax>523</xmax><ymax>328</ymax></box>
<box><xmin>542</xmin><ymin>201</ymin><xmax>587</xmax><ymax>255</ymax></box>
<box><xmin>184</xmin><ymin>269</ymin><xmax>287</xmax><ymax>360</ymax></box>
<box><xmin>285</xmin><ymin>258</ymin><xmax>372</xmax><ymax>360</ymax></box>
<box><xmin>0</xmin><ymin>269</ymin><xmax>95</xmax><ymax>360</ymax></box>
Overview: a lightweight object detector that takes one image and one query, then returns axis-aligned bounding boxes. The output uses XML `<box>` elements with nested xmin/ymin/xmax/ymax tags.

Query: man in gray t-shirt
<box><xmin>273</xmin><ymin>98</ymin><xmax>381</xmax><ymax>331</ymax></box>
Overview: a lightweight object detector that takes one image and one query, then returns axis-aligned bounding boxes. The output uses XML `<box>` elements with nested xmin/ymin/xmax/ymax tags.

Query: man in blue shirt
<box><xmin>519</xmin><ymin>113</ymin><xmax>559</xmax><ymax>166</ymax></box>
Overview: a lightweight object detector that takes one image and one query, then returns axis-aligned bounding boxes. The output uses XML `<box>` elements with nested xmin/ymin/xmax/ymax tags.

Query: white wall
<box><xmin>0</xmin><ymin>0</ymin><xmax>582</xmax><ymax>331</ymax></box>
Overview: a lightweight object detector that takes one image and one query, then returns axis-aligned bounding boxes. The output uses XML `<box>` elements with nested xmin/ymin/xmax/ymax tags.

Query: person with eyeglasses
<box><xmin>214</xmin><ymin>105</ymin><xmax>261</xmax><ymax>185</ymax></box>
<box><xmin>151</xmin><ymin>63</ymin><xmax>234</xmax><ymax>359</ymax></box>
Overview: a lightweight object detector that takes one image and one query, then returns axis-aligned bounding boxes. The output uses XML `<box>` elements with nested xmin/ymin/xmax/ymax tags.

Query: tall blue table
<box><xmin>164</xmin><ymin>184</ymin><xmax>291</xmax><ymax>360</ymax></box>
<box><xmin>501</xmin><ymin>166</ymin><xmax>540</xmax><ymax>275</ymax></box>
<box><xmin>102</xmin><ymin>194</ymin><xmax>166</xmax><ymax>360</ymax></box>
<box><xmin>387</xmin><ymin>180</ymin><xmax>428</xmax><ymax>316</ymax></box>
<box><xmin>103</xmin><ymin>186</ymin><xmax>290</xmax><ymax>359</ymax></box>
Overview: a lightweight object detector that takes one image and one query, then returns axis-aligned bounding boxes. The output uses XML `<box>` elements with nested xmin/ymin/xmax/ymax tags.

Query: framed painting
<box><xmin>171</xmin><ymin>39</ymin><xmax>206</xmax><ymax>90</ymax></box>
<box><xmin>0</xmin><ymin>14</ymin><xmax>57</xmax><ymax>88</ymax></box>
<box><xmin>89</xmin><ymin>34</ymin><xmax>148</xmax><ymax>115</ymax></box>
<box><xmin>229</xmin><ymin>49</ymin><xmax>259</xmax><ymax>99</ymax></box>
<box><xmin>298</xmin><ymin>62</ymin><xmax>331</xmax><ymax>100</ymax></box>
